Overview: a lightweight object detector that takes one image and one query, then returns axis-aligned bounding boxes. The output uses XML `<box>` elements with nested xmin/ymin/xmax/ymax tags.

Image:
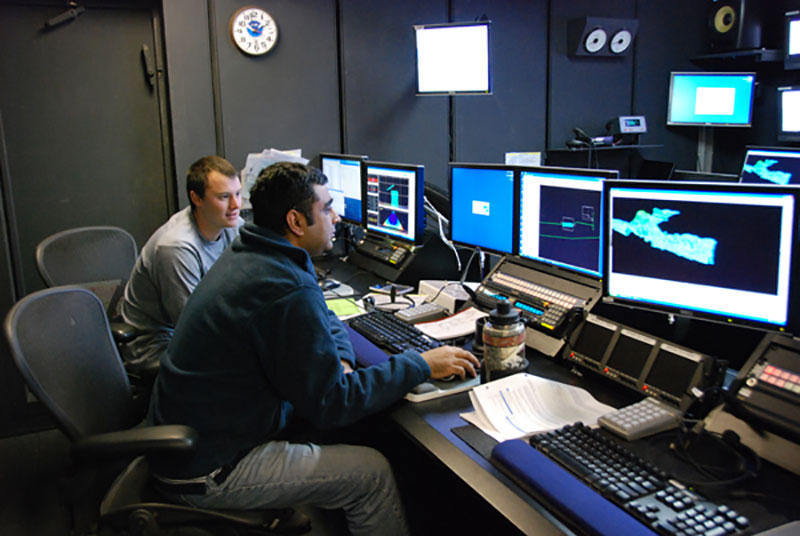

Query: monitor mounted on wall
<box><xmin>414</xmin><ymin>21</ymin><xmax>492</xmax><ymax>95</ymax></box>
<box><xmin>785</xmin><ymin>10</ymin><xmax>800</xmax><ymax>70</ymax></box>
<box><xmin>778</xmin><ymin>86</ymin><xmax>800</xmax><ymax>142</ymax></box>
<box><xmin>667</xmin><ymin>72</ymin><xmax>755</xmax><ymax>127</ymax></box>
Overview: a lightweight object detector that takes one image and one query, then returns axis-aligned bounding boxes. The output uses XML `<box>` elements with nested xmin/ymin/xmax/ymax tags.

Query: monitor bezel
<box><xmin>785</xmin><ymin>10</ymin><xmax>800</xmax><ymax>71</ymax></box>
<box><xmin>414</xmin><ymin>20</ymin><xmax>492</xmax><ymax>96</ymax></box>
<box><xmin>777</xmin><ymin>86</ymin><xmax>800</xmax><ymax>142</ymax></box>
<box><xmin>319</xmin><ymin>152</ymin><xmax>368</xmax><ymax>225</ymax></box>
<box><xmin>666</xmin><ymin>71</ymin><xmax>756</xmax><ymax>128</ymax></box>
<box><xmin>602</xmin><ymin>179</ymin><xmax>799</xmax><ymax>334</ymax></box>
<box><xmin>516</xmin><ymin>165</ymin><xmax>620</xmax><ymax>278</ymax></box>
<box><xmin>447</xmin><ymin>162</ymin><xmax>518</xmax><ymax>256</ymax></box>
<box><xmin>360</xmin><ymin>160</ymin><xmax>426</xmax><ymax>245</ymax></box>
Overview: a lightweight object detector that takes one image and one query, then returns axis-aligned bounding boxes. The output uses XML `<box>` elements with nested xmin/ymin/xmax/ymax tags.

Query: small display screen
<box><xmin>606</xmin><ymin>334</ymin><xmax>652</xmax><ymax>379</ymax></box>
<box><xmin>644</xmin><ymin>349</ymin><xmax>700</xmax><ymax>398</ymax></box>
<box><xmin>573</xmin><ymin>321</ymin><xmax>615</xmax><ymax>361</ymax></box>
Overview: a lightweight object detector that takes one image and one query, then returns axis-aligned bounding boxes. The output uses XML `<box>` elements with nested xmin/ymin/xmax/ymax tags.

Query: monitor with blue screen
<box><xmin>603</xmin><ymin>180</ymin><xmax>799</xmax><ymax>332</ymax></box>
<box><xmin>518</xmin><ymin>166</ymin><xmax>619</xmax><ymax>277</ymax></box>
<box><xmin>362</xmin><ymin>161</ymin><xmax>425</xmax><ymax>245</ymax></box>
<box><xmin>320</xmin><ymin>153</ymin><xmax>367</xmax><ymax>224</ymax></box>
<box><xmin>449</xmin><ymin>163</ymin><xmax>516</xmax><ymax>254</ymax></box>
<box><xmin>667</xmin><ymin>72</ymin><xmax>755</xmax><ymax>127</ymax></box>
<box><xmin>739</xmin><ymin>146</ymin><xmax>800</xmax><ymax>186</ymax></box>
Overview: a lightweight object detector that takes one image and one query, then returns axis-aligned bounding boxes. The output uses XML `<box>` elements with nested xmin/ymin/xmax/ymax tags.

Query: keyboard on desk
<box><xmin>348</xmin><ymin>310</ymin><xmax>442</xmax><ymax>354</ymax></box>
<box><xmin>476</xmin><ymin>271</ymin><xmax>582</xmax><ymax>334</ymax></box>
<box><xmin>526</xmin><ymin>423</ymin><xmax>750</xmax><ymax>536</ymax></box>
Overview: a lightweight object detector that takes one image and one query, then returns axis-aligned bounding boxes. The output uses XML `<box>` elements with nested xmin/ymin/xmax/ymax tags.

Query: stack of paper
<box><xmin>461</xmin><ymin>373</ymin><xmax>614</xmax><ymax>442</ymax></box>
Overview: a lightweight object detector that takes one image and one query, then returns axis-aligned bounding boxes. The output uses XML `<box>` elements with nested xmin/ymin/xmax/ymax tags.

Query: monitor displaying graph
<box><xmin>518</xmin><ymin>166</ymin><xmax>618</xmax><ymax>277</ymax></box>
<box><xmin>740</xmin><ymin>146</ymin><xmax>800</xmax><ymax>186</ymax></box>
<box><xmin>363</xmin><ymin>161</ymin><xmax>425</xmax><ymax>244</ymax></box>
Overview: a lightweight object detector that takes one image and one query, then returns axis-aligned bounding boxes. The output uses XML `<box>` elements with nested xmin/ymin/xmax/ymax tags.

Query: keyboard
<box><xmin>348</xmin><ymin>310</ymin><xmax>442</xmax><ymax>354</ymax></box>
<box><xmin>476</xmin><ymin>271</ymin><xmax>581</xmax><ymax>334</ymax></box>
<box><xmin>524</xmin><ymin>423</ymin><xmax>750</xmax><ymax>536</ymax></box>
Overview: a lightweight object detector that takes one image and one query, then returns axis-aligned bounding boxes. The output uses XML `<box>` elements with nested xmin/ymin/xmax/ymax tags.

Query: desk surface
<box><xmin>319</xmin><ymin>254</ymin><xmax>800</xmax><ymax>535</ymax></box>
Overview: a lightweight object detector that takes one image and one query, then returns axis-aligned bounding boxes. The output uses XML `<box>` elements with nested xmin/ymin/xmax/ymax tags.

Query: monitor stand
<box><xmin>345</xmin><ymin>230</ymin><xmax>467</xmax><ymax>286</ymax></box>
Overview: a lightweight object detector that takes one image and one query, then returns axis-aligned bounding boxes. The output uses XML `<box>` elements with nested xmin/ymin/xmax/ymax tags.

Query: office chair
<box><xmin>35</xmin><ymin>226</ymin><xmax>139</xmax><ymax>343</ymax></box>
<box><xmin>4</xmin><ymin>286</ymin><xmax>310</xmax><ymax>536</ymax></box>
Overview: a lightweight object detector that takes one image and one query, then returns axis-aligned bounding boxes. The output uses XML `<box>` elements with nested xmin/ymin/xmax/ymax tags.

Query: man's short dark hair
<box><xmin>250</xmin><ymin>162</ymin><xmax>328</xmax><ymax>234</ymax></box>
<box><xmin>186</xmin><ymin>156</ymin><xmax>237</xmax><ymax>211</ymax></box>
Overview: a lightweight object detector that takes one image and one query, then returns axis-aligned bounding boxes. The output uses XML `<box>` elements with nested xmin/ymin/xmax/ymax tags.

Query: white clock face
<box><xmin>230</xmin><ymin>7</ymin><xmax>278</xmax><ymax>56</ymax></box>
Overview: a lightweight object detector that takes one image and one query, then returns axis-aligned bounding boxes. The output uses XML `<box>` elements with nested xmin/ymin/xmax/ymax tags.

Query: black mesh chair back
<box><xmin>4</xmin><ymin>286</ymin><xmax>311</xmax><ymax>535</ymax></box>
<box><xmin>5</xmin><ymin>286</ymin><xmax>140</xmax><ymax>439</ymax></box>
<box><xmin>35</xmin><ymin>226</ymin><xmax>137</xmax><ymax>317</ymax></box>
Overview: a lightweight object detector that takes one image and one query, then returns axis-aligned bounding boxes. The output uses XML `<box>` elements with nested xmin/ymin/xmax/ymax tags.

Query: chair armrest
<box><xmin>110</xmin><ymin>321</ymin><xmax>139</xmax><ymax>344</ymax></box>
<box><xmin>70</xmin><ymin>424</ymin><xmax>197</xmax><ymax>461</ymax></box>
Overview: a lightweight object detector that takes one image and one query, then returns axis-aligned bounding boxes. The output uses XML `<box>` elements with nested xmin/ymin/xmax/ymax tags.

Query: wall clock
<box><xmin>230</xmin><ymin>7</ymin><xmax>278</xmax><ymax>56</ymax></box>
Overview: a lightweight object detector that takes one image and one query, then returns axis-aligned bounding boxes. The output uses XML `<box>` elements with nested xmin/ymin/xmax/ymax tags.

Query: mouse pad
<box><xmin>452</xmin><ymin>424</ymin><xmax>498</xmax><ymax>460</ymax></box>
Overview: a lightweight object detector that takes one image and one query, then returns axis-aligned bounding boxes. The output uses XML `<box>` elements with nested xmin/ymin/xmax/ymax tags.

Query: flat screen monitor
<box><xmin>518</xmin><ymin>166</ymin><xmax>619</xmax><ymax>278</ymax></box>
<box><xmin>362</xmin><ymin>161</ymin><xmax>425</xmax><ymax>245</ymax></box>
<box><xmin>449</xmin><ymin>163</ymin><xmax>516</xmax><ymax>254</ymax></box>
<box><xmin>320</xmin><ymin>153</ymin><xmax>367</xmax><ymax>224</ymax></box>
<box><xmin>603</xmin><ymin>180</ymin><xmax>799</xmax><ymax>332</ymax></box>
<box><xmin>785</xmin><ymin>10</ymin><xmax>800</xmax><ymax>70</ymax></box>
<box><xmin>739</xmin><ymin>146</ymin><xmax>800</xmax><ymax>186</ymax></box>
<box><xmin>778</xmin><ymin>86</ymin><xmax>800</xmax><ymax>142</ymax></box>
<box><xmin>414</xmin><ymin>21</ymin><xmax>491</xmax><ymax>95</ymax></box>
<box><xmin>667</xmin><ymin>72</ymin><xmax>755</xmax><ymax>127</ymax></box>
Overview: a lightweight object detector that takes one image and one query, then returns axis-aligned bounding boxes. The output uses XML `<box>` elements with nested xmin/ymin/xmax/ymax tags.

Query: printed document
<box><xmin>461</xmin><ymin>373</ymin><xmax>614</xmax><ymax>442</ymax></box>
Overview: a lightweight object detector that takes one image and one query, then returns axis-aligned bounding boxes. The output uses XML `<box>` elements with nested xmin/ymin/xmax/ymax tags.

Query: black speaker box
<box><xmin>707</xmin><ymin>0</ymin><xmax>764</xmax><ymax>51</ymax></box>
<box><xmin>568</xmin><ymin>17</ymin><xmax>639</xmax><ymax>57</ymax></box>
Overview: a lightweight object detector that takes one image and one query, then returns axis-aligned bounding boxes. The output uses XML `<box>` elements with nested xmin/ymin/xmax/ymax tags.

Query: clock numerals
<box><xmin>231</xmin><ymin>8</ymin><xmax>277</xmax><ymax>56</ymax></box>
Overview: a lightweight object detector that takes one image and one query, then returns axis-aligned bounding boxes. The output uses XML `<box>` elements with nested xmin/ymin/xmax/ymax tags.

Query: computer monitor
<box><xmin>603</xmin><ymin>180</ymin><xmax>799</xmax><ymax>332</ymax></box>
<box><xmin>320</xmin><ymin>153</ymin><xmax>367</xmax><ymax>224</ymax></box>
<box><xmin>449</xmin><ymin>163</ymin><xmax>516</xmax><ymax>255</ymax></box>
<box><xmin>414</xmin><ymin>21</ymin><xmax>491</xmax><ymax>95</ymax></box>
<box><xmin>636</xmin><ymin>159</ymin><xmax>675</xmax><ymax>180</ymax></box>
<box><xmin>362</xmin><ymin>161</ymin><xmax>426</xmax><ymax>245</ymax></box>
<box><xmin>778</xmin><ymin>86</ymin><xmax>800</xmax><ymax>142</ymax></box>
<box><xmin>785</xmin><ymin>10</ymin><xmax>800</xmax><ymax>70</ymax></box>
<box><xmin>518</xmin><ymin>166</ymin><xmax>619</xmax><ymax>278</ymax></box>
<box><xmin>667</xmin><ymin>72</ymin><xmax>755</xmax><ymax>127</ymax></box>
<box><xmin>739</xmin><ymin>146</ymin><xmax>800</xmax><ymax>186</ymax></box>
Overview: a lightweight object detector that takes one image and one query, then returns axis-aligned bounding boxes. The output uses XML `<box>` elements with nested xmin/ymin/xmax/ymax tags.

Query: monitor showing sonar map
<box><xmin>739</xmin><ymin>146</ymin><xmax>800</xmax><ymax>186</ymax></box>
<box><xmin>603</xmin><ymin>180</ymin><xmax>799</xmax><ymax>332</ymax></box>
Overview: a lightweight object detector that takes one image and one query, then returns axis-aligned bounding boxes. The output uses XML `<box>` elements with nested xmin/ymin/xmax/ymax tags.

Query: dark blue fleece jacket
<box><xmin>149</xmin><ymin>223</ymin><xmax>430</xmax><ymax>478</ymax></box>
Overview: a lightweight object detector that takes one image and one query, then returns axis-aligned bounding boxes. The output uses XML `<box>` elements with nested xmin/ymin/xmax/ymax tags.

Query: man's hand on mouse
<box><xmin>421</xmin><ymin>346</ymin><xmax>480</xmax><ymax>380</ymax></box>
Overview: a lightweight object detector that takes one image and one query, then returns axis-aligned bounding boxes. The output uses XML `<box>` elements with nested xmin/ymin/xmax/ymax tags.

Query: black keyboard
<box><xmin>529</xmin><ymin>423</ymin><xmax>751</xmax><ymax>536</ymax></box>
<box><xmin>348</xmin><ymin>310</ymin><xmax>442</xmax><ymax>354</ymax></box>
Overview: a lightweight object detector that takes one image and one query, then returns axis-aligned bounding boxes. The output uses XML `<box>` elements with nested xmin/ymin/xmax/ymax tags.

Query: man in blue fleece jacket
<box><xmin>149</xmin><ymin>162</ymin><xmax>479</xmax><ymax>535</ymax></box>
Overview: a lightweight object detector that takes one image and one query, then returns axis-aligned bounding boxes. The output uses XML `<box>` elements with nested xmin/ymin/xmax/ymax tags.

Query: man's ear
<box><xmin>285</xmin><ymin>208</ymin><xmax>305</xmax><ymax>237</ymax></box>
<box><xmin>189</xmin><ymin>190</ymin><xmax>202</xmax><ymax>208</ymax></box>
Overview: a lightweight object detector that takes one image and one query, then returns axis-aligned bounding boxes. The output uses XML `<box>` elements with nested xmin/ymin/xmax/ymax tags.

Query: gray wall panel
<box><xmin>547</xmin><ymin>1</ymin><xmax>636</xmax><ymax>153</ymax></box>
<box><xmin>452</xmin><ymin>0</ymin><xmax>548</xmax><ymax>166</ymax></box>
<box><xmin>163</xmin><ymin>0</ymin><xmax>218</xmax><ymax>208</ymax></box>
<box><xmin>340</xmin><ymin>0</ymin><xmax>450</xmax><ymax>188</ymax></box>
<box><xmin>213</xmin><ymin>0</ymin><xmax>341</xmax><ymax>174</ymax></box>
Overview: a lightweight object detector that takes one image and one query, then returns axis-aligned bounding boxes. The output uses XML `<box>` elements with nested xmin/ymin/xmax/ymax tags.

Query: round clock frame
<box><xmin>230</xmin><ymin>7</ymin><xmax>278</xmax><ymax>56</ymax></box>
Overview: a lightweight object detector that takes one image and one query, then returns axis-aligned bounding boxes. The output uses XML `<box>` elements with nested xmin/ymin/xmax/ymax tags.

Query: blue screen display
<box><xmin>668</xmin><ymin>73</ymin><xmax>755</xmax><ymax>126</ymax></box>
<box><xmin>450</xmin><ymin>166</ymin><xmax>515</xmax><ymax>253</ymax></box>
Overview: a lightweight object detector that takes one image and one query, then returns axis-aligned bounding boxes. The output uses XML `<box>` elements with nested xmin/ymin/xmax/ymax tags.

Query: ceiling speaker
<box><xmin>568</xmin><ymin>17</ymin><xmax>639</xmax><ymax>57</ymax></box>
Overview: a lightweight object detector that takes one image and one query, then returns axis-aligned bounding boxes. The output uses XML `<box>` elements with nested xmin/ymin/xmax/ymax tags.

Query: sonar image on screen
<box><xmin>611</xmin><ymin>197</ymin><xmax>781</xmax><ymax>294</ymax></box>
<box><xmin>740</xmin><ymin>148</ymin><xmax>800</xmax><ymax>186</ymax></box>
<box><xmin>612</xmin><ymin>208</ymin><xmax>718</xmax><ymax>266</ymax></box>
